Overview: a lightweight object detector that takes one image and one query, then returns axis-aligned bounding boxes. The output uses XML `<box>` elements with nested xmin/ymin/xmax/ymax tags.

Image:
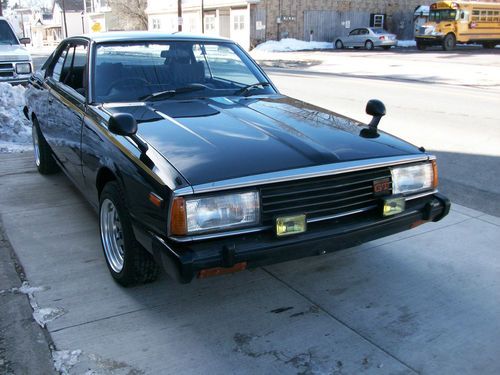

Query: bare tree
<box><xmin>108</xmin><ymin>0</ymin><xmax>148</xmax><ymax>31</ymax></box>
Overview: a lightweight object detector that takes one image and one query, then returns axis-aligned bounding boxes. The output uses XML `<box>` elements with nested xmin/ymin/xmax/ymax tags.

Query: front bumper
<box><xmin>415</xmin><ymin>36</ymin><xmax>445</xmax><ymax>46</ymax></box>
<box><xmin>150</xmin><ymin>193</ymin><xmax>450</xmax><ymax>283</ymax></box>
<box><xmin>0</xmin><ymin>74</ymin><xmax>31</xmax><ymax>85</ymax></box>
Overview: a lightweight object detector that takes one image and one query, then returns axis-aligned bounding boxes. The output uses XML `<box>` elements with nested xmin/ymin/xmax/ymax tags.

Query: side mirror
<box><xmin>361</xmin><ymin>99</ymin><xmax>386</xmax><ymax>138</ymax></box>
<box><xmin>108</xmin><ymin>113</ymin><xmax>149</xmax><ymax>153</ymax></box>
<box><xmin>108</xmin><ymin>113</ymin><xmax>137</xmax><ymax>136</ymax></box>
<box><xmin>19</xmin><ymin>37</ymin><xmax>31</xmax><ymax>45</ymax></box>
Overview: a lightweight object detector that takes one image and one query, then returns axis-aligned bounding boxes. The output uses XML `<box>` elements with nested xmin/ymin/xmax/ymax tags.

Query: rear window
<box><xmin>372</xmin><ymin>28</ymin><xmax>387</xmax><ymax>34</ymax></box>
<box><xmin>0</xmin><ymin>20</ymin><xmax>18</xmax><ymax>45</ymax></box>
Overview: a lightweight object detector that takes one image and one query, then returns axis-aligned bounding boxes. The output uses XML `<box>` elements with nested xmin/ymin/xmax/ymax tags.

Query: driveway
<box><xmin>1</xmin><ymin>152</ymin><xmax>499</xmax><ymax>374</ymax></box>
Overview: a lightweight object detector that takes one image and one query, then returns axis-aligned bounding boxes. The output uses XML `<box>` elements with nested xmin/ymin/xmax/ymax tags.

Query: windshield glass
<box><xmin>429</xmin><ymin>9</ymin><xmax>458</xmax><ymax>22</ymax></box>
<box><xmin>94</xmin><ymin>41</ymin><xmax>274</xmax><ymax>103</ymax></box>
<box><xmin>0</xmin><ymin>20</ymin><xmax>19</xmax><ymax>45</ymax></box>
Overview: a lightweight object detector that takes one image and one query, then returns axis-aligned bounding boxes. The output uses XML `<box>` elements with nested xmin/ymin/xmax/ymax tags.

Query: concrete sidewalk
<box><xmin>1</xmin><ymin>152</ymin><xmax>499</xmax><ymax>374</ymax></box>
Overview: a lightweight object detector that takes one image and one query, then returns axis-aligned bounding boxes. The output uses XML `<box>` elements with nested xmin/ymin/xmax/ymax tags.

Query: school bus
<box><xmin>415</xmin><ymin>1</ymin><xmax>500</xmax><ymax>50</ymax></box>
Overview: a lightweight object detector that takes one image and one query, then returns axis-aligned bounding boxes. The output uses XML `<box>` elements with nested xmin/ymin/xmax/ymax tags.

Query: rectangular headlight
<box><xmin>170</xmin><ymin>191</ymin><xmax>260</xmax><ymax>236</ymax></box>
<box><xmin>391</xmin><ymin>162</ymin><xmax>435</xmax><ymax>195</ymax></box>
<box><xmin>16</xmin><ymin>63</ymin><xmax>32</xmax><ymax>74</ymax></box>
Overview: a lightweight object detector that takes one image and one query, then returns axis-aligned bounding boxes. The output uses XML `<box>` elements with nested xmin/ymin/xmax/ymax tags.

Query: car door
<box><xmin>346</xmin><ymin>29</ymin><xmax>359</xmax><ymax>47</ymax></box>
<box><xmin>45</xmin><ymin>40</ymin><xmax>88</xmax><ymax>188</ymax></box>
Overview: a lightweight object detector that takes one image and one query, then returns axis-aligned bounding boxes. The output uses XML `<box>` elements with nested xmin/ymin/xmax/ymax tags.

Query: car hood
<box><xmin>104</xmin><ymin>95</ymin><xmax>421</xmax><ymax>186</ymax></box>
<box><xmin>0</xmin><ymin>44</ymin><xmax>31</xmax><ymax>61</ymax></box>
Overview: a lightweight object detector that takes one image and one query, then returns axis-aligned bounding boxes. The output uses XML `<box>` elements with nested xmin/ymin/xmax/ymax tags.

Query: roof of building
<box><xmin>53</xmin><ymin>0</ymin><xmax>84</xmax><ymax>12</ymax></box>
<box><xmin>70</xmin><ymin>31</ymin><xmax>232</xmax><ymax>43</ymax></box>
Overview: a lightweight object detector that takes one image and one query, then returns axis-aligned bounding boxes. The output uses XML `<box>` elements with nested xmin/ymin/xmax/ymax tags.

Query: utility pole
<box><xmin>177</xmin><ymin>0</ymin><xmax>182</xmax><ymax>32</ymax></box>
<box><xmin>201</xmin><ymin>0</ymin><xmax>204</xmax><ymax>33</ymax></box>
<box><xmin>0</xmin><ymin>3</ymin><xmax>3</xmax><ymax>17</ymax></box>
<box><xmin>61</xmin><ymin>0</ymin><xmax>68</xmax><ymax>38</ymax></box>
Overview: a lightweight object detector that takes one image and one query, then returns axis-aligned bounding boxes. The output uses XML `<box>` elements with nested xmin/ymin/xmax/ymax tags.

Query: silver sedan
<box><xmin>335</xmin><ymin>28</ymin><xmax>398</xmax><ymax>50</ymax></box>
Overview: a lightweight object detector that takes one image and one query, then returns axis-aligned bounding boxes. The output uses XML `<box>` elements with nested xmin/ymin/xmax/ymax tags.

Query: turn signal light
<box><xmin>431</xmin><ymin>160</ymin><xmax>439</xmax><ymax>189</ymax></box>
<box><xmin>170</xmin><ymin>197</ymin><xmax>187</xmax><ymax>235</ymax></box>
<box><xmin>198</xmin><ymin>262</ymin><xmax>247</xmax><ymax>278</ymax></box>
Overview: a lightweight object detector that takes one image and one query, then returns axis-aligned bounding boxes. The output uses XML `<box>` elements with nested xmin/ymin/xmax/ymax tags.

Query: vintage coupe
<box><xmin>24</xmin><ymin>32</ymin><xmax>450</xmax><ymax>285</ymax></box>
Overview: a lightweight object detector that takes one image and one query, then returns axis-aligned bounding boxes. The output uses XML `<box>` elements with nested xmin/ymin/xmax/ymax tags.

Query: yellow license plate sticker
<box><xmin>276</xmin><ymin>214</ymin><xmax>307</xmax><ymax>237</ymax></box>
<box><xmin>383</xmin><ymin>197</ymin><xmax>406</xmax><ymax>217</ymax></box>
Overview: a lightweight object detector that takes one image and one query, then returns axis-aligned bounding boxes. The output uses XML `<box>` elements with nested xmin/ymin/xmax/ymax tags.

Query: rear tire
<box><xmin>32</xmin><ymin>118</ymin><xmax>60</xmax><ymax>175</ymax></box>
<box><xmin>335</xmin><ymin>40</ymin><xmax>344</xmax><ymax>49</ymax></box>
<box><xmin>442</xmin><ymin>33</ymin><xmax>456</xmax><ymax>51</ymax></box>
<box><xmin>365</xmin><ymin>40</ymin><xmax>374</xmax><ymax>50</ymax></box>
<box><xmin>99</xmin><ymin>181</ymin><xmax>160</xmax><ymax>286</ymax></box>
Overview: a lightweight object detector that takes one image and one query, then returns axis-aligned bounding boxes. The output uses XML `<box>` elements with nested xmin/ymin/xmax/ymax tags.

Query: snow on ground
<box><xmin>254</xmin><ymin>38</ymin><xmax>332</xmax><ymax>52</ymax></box>
<box><xmin>0</xmin><ymin>82</ymin><xmax>32</xmax><ymax>153</ymax></box>
<box><xmin>397</xmin><ymin>40</ymin><xmax>417</xmax><ymax>47</ymax></box>
<box><xmin>52</xmin><ymin>350</ymin><xmax>82</xmax><ymax>375</ymax></box>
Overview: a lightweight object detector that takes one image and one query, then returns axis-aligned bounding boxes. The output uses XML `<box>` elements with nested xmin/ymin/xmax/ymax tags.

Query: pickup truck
<box><xmin>0</xmin><ymin>17</ymin><xmax>32</xmax><ymax>84</ymax></box>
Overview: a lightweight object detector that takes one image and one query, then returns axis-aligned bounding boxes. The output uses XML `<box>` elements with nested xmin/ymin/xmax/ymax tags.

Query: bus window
<box><xmin>429</xmin><ymin>9</ymin><xmax>458</xmax><ymax>22</ymax></box>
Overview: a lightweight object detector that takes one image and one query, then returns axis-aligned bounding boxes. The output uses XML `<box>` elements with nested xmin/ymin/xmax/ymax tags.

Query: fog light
<box><xmin>276</xmin><ymin>214</ymin><xmax>306</xmax><ymax>237</ymax></box>
<box><xmin>383</xmin><ymin>197</ymin><xmax>405</xmax><ymax>217</ymax></box>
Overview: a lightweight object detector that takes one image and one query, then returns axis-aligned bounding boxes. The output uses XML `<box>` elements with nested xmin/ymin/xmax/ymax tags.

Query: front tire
<box><xmin>442</xmin><ymin>33</ymin><xmax>456</xmax><ymax>51</ymax></box>
<box><xmin>32</xmin><ymin>118</ymin><xmax>59</xmax><ymax>175</ymax></box>
<box><xmin>335</xmin><ymin>40</ymin><xmax>344</xmax><ymax>49</ymax></box>
<box><xmin>99</xmin><ymin>181</ymin><xmax>160</xmax><ymax>286</ymax></box>
<box><xmin>365</xmin><ymin>40</ymin><xmax>374</xmax><ymax>50</ymax></box>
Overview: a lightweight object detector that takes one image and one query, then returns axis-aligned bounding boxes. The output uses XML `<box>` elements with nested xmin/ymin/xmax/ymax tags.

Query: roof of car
<box><xmin>71</xmin><ymin>31</ymin><xmax>233</xmax><ymax>44</ymax></box>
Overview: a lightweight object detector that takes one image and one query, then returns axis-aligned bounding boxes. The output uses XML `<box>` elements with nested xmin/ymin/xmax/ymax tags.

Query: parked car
<box><xmin>0</xmin><ymin>17</ymin><xmax>32</xmax><ymax>84</ymax></box>
<box><xmin>335</xmin><ymin>28</ymin><xmax>398</xmax><ymax>50</ymax></box>
<box><xmin>24</xmin><ymin>32</ymin><xmax>449</xmax><ymax>286</ymax></box>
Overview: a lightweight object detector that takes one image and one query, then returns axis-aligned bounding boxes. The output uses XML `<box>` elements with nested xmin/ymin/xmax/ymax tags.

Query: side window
<box><xmin>361</xmin><ymin>29</ymin><xmax>369</xmax><ymax>35</ymax></box>
<box><xmin>51</xmin><ymin>45</ymin><xmax>69</xmax><ymax>81</ymax></box>
<box><xmin>349</xmin><ymin>29</ymin><xmax>358</xmax><ymax>36</ymax></box>
<box><xmin>58</xmin><ymin>42</ymin><xmax>88</xmax><ymax>96</ymax></box>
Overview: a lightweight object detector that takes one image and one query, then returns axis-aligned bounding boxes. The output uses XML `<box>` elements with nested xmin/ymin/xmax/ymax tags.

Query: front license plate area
<box><xmin>382</xmin><ymin>197</ymin><xmax>406</xmax><ymax>217</ymax></box>
<box><xmin>276</xmin><ymin>214</ymin><xmax>307</xmax><ymax>237</ymax></box>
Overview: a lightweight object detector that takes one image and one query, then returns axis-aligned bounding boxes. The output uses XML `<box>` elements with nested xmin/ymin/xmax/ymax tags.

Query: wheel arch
<box><xmin>96</xmin><ymin>167</ymin><xmax>118</xmax><ymax>199</ymax></box>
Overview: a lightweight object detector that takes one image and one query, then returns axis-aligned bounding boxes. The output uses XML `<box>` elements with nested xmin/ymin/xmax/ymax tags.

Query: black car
<box><xmin>24</xmin><ymin>32</ymin><xmax>450</xmax><ymax>285</ymax></box>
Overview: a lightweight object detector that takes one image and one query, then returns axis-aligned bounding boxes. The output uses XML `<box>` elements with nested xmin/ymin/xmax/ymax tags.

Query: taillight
<box><xmin>379</xmin><ymin>36</ymin><xmax>385</xmax><ymax>40</ymax></box>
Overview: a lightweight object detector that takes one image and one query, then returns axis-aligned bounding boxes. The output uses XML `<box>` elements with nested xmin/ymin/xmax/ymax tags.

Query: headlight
<box><xmin>16</xmin><ymin>63</ymin><xmax>32</xmax><ymax>74</ymax></box>
<box><xmin>391</xmin><ymin>162</ymin><xmax>437</xmax><ymax>195</ymax></box>
<box><xmin>170</xmin><ymin>191</ymin><xmax>260</xmax><ymax>236</ymax></box>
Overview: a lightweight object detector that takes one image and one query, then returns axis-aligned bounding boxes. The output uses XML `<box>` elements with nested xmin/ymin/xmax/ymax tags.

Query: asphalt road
<box><xmin>267</xmin><ymin>69</ymin><xmax>500</xmax><ymax>217</ymax></box>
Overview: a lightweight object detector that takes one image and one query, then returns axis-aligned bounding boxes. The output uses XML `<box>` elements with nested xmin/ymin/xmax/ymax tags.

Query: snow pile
<box><xmin>52</xmin><ymin>350</ymin><xmax>82</xmax><ymax>375</ymax></box>
<box><xmin>11</xmin><ymin>281</ymin><xmax>64</xmax><ymax>328</ymax></box>
<box><xmin>0</xmin><ymin>82</ymin><xmax>32</xmax><ymax>152</ymax></box>
<box><xmin>398</xmin><ymin>40</ymin><xmax>417</xmax><ymax>48</ymax></box>
<box><xmin>254</xmin><ymin>38</ymin><xmax>332</xmax><ymax>52</ymax></box>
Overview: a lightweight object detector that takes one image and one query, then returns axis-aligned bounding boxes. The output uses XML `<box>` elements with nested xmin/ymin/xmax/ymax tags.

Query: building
<box><xmin>52</xmin><ymin>0</ymin><xmax>85</xmax><ymax>38</ymax></box>
<box><xmin>147</xmin><ymin>0</ymin><xmax>442</xmax><ymax>49</ymax></box>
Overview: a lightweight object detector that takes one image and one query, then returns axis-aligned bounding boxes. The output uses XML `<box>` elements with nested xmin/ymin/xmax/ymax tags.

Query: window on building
<box><xmin>373</xmin><ymin>14</ymin><xmax>384</xmax><ymax>27</ymax></box>
<box><xmin>152</xmin><ymin>18</ymin><xmax>161</xmax><ymax>30</ymax></box>
<box><xmin>205</xmin><ymin>15</ymin><xmax>216</xmax><ymax>32</ymax></box>
<box><xmin>233</xmin><ymin>14</ymin><xmax>245</xmax><ymax>30</ymax></box>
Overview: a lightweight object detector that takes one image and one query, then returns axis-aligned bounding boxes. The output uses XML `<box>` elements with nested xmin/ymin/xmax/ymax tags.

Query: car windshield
<box><xmin>429</xmin><ymin>9</ymin><xmax>458</xmax><ymax>22</ymax></box>
<box><xmin>93</xmin><ymin>41</ymin><xmax>274</xmax><ymax>103</ymax></box>
<box><xmin>371</xmin><ymin>28</ymin><xmax>387</xmax><ymax>34</ymax></box>
<box><xmin>0</xmin><ymin>20</ymin><xmax>19</xmax><ymax>45</ymax></box>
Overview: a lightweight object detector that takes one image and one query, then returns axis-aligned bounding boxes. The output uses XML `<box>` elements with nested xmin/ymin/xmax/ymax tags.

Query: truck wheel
<box><xmin>32</xmin><ymin>118</ymin><xmax>60</xmax><ymax>175</ymax></box>
<box><xmin>335</xmin><ymin>40</ymin><xmax>344</xmax><ymax>49</ymax></box>
<box><xmin>442</xmin><ymin>33</ymin><xmax>456</xmax><ymax>51</ymax></box>
<box><xmin>365</xmin><ymin>40</ymin><xmax>374</xmax><ymax>50</ymax></box>
<box><xmin>416</xmin><ymin>42</ymin><xmax>427</xmax><ymax>50</ymax></box>
<box><xmin>99</xmin><ymin>181</ymin><xmax>160</xmax><ymax>286</ymax></box>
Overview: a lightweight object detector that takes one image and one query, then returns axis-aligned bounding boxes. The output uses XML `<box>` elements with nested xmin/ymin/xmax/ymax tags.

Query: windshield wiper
<box><xmin>139</xmin><ymin>84</ymin><xmax>206</xmax><ymax>102</ymax></box>
<box><xmin>235</xmin><ymin>82</ymin><xmax>271</xmax><ymax>97</ymax></box>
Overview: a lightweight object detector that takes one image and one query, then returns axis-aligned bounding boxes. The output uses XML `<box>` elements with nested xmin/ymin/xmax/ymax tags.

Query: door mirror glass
<box><xmin>19</xmin><ymin>37</ymin><xmax>31</xmax><ymax>45</ymax></box>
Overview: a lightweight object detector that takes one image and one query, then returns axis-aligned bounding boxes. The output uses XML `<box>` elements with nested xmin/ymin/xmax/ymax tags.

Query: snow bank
<box><xmin>0</xmin><ymin>82</ymin><xmax>32</xmax><ymax>152</ymax></box>
<box><xmin>397</xmin><ymin>40</ymin><xmax>417</xmax><ymax>48</ymax></box>
<box><xmin>254</xmin><ymin>38</ymin><xmax>332</xmax><ymax>52</ymax></box>
<box><xmin>52</xmin><ymin>350</ymin><xmax>82</xmax><ymax>375</ymax></box>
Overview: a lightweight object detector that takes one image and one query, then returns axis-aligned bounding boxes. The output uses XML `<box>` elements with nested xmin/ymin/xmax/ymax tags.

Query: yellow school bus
<box><xmin>415</xmin><ymin>1</ymin><xmax>500</xmax><ymax>50</ymax></box>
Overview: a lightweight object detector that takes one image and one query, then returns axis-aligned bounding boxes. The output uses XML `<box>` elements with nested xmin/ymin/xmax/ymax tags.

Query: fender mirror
<box><xmin>108</xmin><ymin>113</ymin><xmax>148</xmax><ymax>153</ymax></box>
<box><xmin>360</xmin><ymin>99</ymin><xmax>386</xmax><ymax>138</ymax></box>
<box><xmin>19</xmin><ymin>37</ymin><xmax>31</xmax><ymax>45</ymax></box>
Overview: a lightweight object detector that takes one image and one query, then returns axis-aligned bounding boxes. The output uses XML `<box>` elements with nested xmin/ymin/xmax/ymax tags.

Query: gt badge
<box><xmin>373</xmin><ymin>178</ymin><xmax>391</xmax><ymax>196</ymax></box>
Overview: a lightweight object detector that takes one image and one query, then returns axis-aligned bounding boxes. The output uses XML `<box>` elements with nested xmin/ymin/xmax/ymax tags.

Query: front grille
<box><xmin>0</xmin><ymin>63</ymin><xmax>13</xmax><ymax>69</ymax></box>
<box><xmin>0</xmin><ymin>71</ymin><xmax>14</xmax><ymax>78</ymax></box>
<box><xmin>260</xmin><ymin>167</ymin><xmax>392</xmax><ymax>225</ymax></box>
